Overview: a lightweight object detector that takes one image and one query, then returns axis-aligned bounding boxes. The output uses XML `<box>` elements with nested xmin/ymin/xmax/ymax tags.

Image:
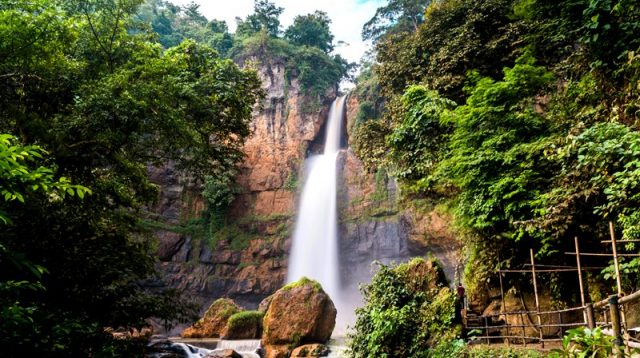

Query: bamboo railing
<box><xmin>463</xmin><ymin>221</ymin><xmax>640</xmax><ymax>354</ymax></box>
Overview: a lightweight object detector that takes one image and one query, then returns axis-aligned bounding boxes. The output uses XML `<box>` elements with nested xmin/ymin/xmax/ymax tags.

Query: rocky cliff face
<box><xmin>148</xmin><ymin>64</ymin><xmax>461</xmax><ymax>316</ymax></box>
<box><xmin>337</xmin><ymin>95</ymin><xmax>462</xmax><ymax>289</ymax></box>
<box><xmin>148</xmin><ymin>58</ymin><xmax>336</xmax><ymax>308</ymax></box>
<box><xmin>336</xmin><ymin>149</ymin><xmax>461</xmax><ymax>290</ymax></box>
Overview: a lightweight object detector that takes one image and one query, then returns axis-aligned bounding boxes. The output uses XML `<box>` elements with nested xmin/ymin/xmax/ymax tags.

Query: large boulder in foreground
<box><xmin>182</xmin><ymin>298</ymin><xmax>241</xmax><ymax>338</ymax></box>
<box><xmin>262</xmin><ymin>277</ymin><xmax>336</xmax><ymax>357</ymax></box>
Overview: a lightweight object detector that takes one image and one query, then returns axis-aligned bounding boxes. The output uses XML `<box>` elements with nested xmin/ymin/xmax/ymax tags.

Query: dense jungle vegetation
<box><xmin>349</xmin><ymin>0</ymin><xmax>639</xmax><ymax>355</ymax></box>
<box><xmin>0</xmin><ymin>0</ymin><xmax>349</xmax><ymax>356</ymax></box>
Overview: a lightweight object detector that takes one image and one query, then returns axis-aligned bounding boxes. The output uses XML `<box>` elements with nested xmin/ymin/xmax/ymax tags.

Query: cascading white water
<box><xmin>287</xmin><ymin>96</ymin><xmax>345</xmax><ymax>302</ymax></box>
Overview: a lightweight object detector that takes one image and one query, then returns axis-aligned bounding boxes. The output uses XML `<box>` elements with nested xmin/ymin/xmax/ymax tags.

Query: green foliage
<box><xmin>348</xmin><ymin>258</ymin><xmax>459</xmax><ymax>358</ymax></box>
<box><xmin>281</xmin><ymin>276</ymin><xmax>322</xmax><ymax>292</ymax></box>
<box><xmin>292</xmin><ymin>47</ymin><xmax>352</xmax><ymax>106</ymax></box>
<box><xmin>226</xmin><ymin>310</ymin><xmax>264</xmax><ymax>331</ymax></box>
<box><xmin>0</xmin><ymin>0</ymin><xmax>261</xmax><ymax>355</ymax></box>
<box><xmin>362</xmin><ymin>0</ymin><xmax>432</xmax><ymax>42</ymax></box>
<box><xmin>284</xmin><ymin>170</ymin><xmax>298</xmax><ymax>191</ymax></box>
<box><xmin>352</xmin><ymin>119</ymin><xmax>392</xmax><ymax>172</ymax></box>
<box><xmin>374</xmin><ymin>0</ymin><xmax>526</xmax><ymax>101</ymax></box>
<box><xmin>135</xmin><ymin>0</ymin><xmax>235</xmax><ymax>55</ymax></box>
<box><xmin>0</xmin><ymin>134</ymin><xmax>90</xmax><ymax>224</ymax></box>
<box><xmin>203</xmin><ymin>170</ymin><xmax>238</xmax><ymax>230</ymax></box>
<box><xmin>352</xmin><ymin>63</ymin><xmax>384</xmax><ymax>128</ymax></box>
<box><xmin>235</xmin><ymin>0</ymin><xmax>283</xmax><ymax>38</ymax></box>
<box><xmin>230</xmin><ymin>32</ymin><xmax>351</xmax><ymax>107</ymax></box>
<box><xmin>528</xmin><ymin>123</ymin><xmax>640</xmax><ymax>291</ymax></box>
<box><xmin>548</xmin><ymin>326</ymin><xmax>639</xmax><ymax>358</ymax></box>
<box><xmin>387</xmin><ymin>86</ymin><xmax>455</xmax><ymax>187</ymax></box>
<box><xmin>440</xmin><ymin>55</ymin><xmax>554</xmax><ymax>235</ymax></box>
<box><xmin>284</xmin><ymin>11</ymin><xmax>334</xmax><ymax>53</ymax></box>
<box><xmin>359</xmin><ymin>0</ymin><xmax>640</xmax><ymax>320</ymax></box>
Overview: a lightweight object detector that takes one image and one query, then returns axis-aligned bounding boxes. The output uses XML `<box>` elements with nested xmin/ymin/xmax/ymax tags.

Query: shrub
<box><xmin>348</xmin><ymin>258</ymin><xmax>460</xmax><ymax>358</ymax></box>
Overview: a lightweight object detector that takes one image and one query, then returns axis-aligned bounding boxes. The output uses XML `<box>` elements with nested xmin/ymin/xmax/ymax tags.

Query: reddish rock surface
<box><xmin>148</xmin><ymin>58</ymin><xmax>336</xmax><ymax>309</ymax></box>
<box><xmin>231</xmin><ymin>60</ymin><xmax>336</xmax><ymax>218</ymax></box>
<box><xmin>206</xmin><ymin>349</ymin><xmax>242</xmax><ymax>358</ymax></box>
<box><xmin>290</xmin><ymin>343</ymin><xmax>329</xmax><ymax>357</ymax></box>
<box><xmin>261</xmin><ymin>278</ymin><xmax>336</xmax><ymax>357</ymax></box>
<box><xmin>182</xmin><ymin>298</ymin><xmax>241</xmax><ymax>338</ymax></box>
<box><xmin>147</xmin><ymin>55</ymin><xmax>462</xmax><ymax>335</ymax></box>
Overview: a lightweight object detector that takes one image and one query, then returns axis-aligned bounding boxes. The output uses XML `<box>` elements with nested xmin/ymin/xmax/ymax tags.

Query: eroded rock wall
<box><xmin>149</xmin><ymin>72</ymin><xmax>461</xmax><ymax>317</ymax></box>
<box><xmin>337</xmin><ymin>95</ymin><xmax>462</xmax><ymax>289</ymax></box>
<box><xmin>149</xmin><ymin>58</ymin><xmax>336</xmax><ymax>308</ymax></box>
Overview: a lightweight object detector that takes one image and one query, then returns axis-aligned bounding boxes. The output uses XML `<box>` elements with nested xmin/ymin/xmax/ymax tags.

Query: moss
<box><xmin>236</xmin><ymin>261</ymin><xmax>260</xmax><ymax>270</ymax></box>
<box><xmin>203</xmin><ymin>298</ymin><xmax>240</xmax><ymax>320</ymax></box>
<box><xmin>281</xmin><ymin>276</ymin><xmax>322</xmax><ymax>293</ymax></box>
<box><xmin>284</xmin><ymin>170</ymin><xmax>298</xmax><ymax>192</ymax></box>
<box><xmin>226</xmin><ymin>310</ymin><xmax>264</xmax><ymax>331</ymax></box>
<box><xmin>288</xmin><ymin>332</ymin><xmax>303</xmax><ymax>350</ymax></box>
<box><xmin>208</xmin><ymin>224</ymin><xmax>258</xmax><ymax>251</ymax></box>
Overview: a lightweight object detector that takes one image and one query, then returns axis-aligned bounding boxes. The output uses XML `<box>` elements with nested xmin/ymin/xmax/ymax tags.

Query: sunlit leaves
<box><xmin>0</xmin><ymin>134</ymin><xmax>90</xmax><ymax>224</ymax></box>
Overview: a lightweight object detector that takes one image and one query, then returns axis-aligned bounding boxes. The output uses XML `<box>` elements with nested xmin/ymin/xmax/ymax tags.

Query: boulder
<box><xmin>206</xmin><ymin>349</ymin><xmax>242</xmax><ymax>358</ymax></box>
<box><xmin>262</xmin><ymin>345</ymin><xmax>290</xmax><ymax>358</ymax></box>
<box><xmin>258</xmin><ymin>294</ymin><xmax>273</xmax><ymax>312</ymax></box>
<box><xmin>262</xmin><ymin>277</ymin><xmax>336</xmax><ymax>357</ymax></box>
<box><xmin>182</xmin><ymin>298</ymin><xmax>241</xmax><ymax>338</ymax></box>
<box><xmin>290</xmin><ymin>343</ymin><xmax>329</xmax><ymax>357</ymax></box>
<box><xmin>222</xmin><ymin>310</ymin><xmax>264</xmax><ymax>339</ymax></box>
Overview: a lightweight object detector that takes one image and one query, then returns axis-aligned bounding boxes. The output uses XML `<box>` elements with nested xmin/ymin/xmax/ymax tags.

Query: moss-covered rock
<box><xmin>261</xmin><ymin>277</ymin><xmax>336</xmax><ymax>357</ymax></box>
<box><xmin>181</xmin><ymin>298</ymin><xmax>241</xmax><ymax>338</ymax></box>
<box><xmin>222</xmin><ymin>310</ymin><xmax>264</xmax><ymax>339</ymax></box>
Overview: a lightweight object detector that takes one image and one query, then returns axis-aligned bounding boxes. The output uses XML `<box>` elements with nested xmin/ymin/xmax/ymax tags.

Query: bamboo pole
<box><xmin>530</xmin><ymin>249</ymin><xmax>544</xmax><ymax>347</ymax></box>
<box><xmin>609</xmin><ymin>222</ymin><xmax>623</xmax><ymax>296</ymax></box>
<box><xmin>499</xmin><ymin>273</ymin><xmax>510</xmax><ymax>346</ymax></box>
<box><xmin>609</xmin><ymin>295</ymin><xmax>623</xmax><ymax>357</ymax></box>
<box><xmin>585</xmin><ymin>303</ymin><xmax>595</xmax><ymax>329</ymax></box>
<box><xmin>520</xmin><ymin>312</ymin><xmax>527</xmax><ymax>347</ymax></box>
<box><xmin>575</xmin><ymin>237</ymin><xmax>587</xmax><ymax>324</ymax></box>
<box><xmin>564</xmin><ymin>252</ymin><xmax>640</xmax><ymax>257</ymax></box>
<box><xmin>484</xmin><ymin>316</ymin><xmax>490</xmax><ymax>345</ymax></box>
<box><xmin>609</xmin><ymin>221</ymin><xmax>630</xmax><ymax>353</ymax></box>
<box><xmin>498</xmin><ymin>268</ymin><xmax>582</xmax><ymax>273</ymax></box>
<box><xmin>558</xmin><ymin>312</ymin><xmax>564</xmax><ymax>338</ymax></box>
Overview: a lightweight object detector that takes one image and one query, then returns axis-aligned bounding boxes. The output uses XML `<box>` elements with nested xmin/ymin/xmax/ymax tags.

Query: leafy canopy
<box><xmin>0</xmin><ymin>0</ymin><xmax>262</xmax><ymax>355</ymax></box>
<box><xmin>284</xmin><ymin>11</ymin><xmax>334</xmax><ymax>53</ymax></box>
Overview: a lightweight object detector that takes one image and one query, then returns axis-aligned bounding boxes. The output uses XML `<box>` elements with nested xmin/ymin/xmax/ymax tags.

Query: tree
<box><xmin>236</xmin><ymin>0</ymin><xmax>283</xmax><ymax>38</ymax></box>
<box><xmin>0</xmin><ymin>0</ymin><xmax>263</xmax><ymax>355</ymax></box>
<box><xmin>284</xmin><ymin>11</ymin><xmax>334</xmax><ymax>53</ymax></box>
<box><xmin>362</xmin><ymin>0</ymin><xmax>431</xmax><ymax>42</ymax></box>
<box><xmin>374</xmin><ymin>0</ymin><xmax>526</xmax><ymax>101</ymax></box>
<box><xmin>0</xmin><ymin>133</ymin><xmax>91</xmax><ymax>351</ymax></box>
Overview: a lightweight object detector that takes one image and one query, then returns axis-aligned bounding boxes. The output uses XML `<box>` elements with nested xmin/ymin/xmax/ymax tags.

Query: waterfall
<box><xmin>287</xmin><ymin>96</ymin><xmax>345</xmax><ymax>303</ymax></box>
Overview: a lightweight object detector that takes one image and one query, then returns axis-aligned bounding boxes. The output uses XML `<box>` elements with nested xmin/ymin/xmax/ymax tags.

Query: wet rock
<box><xmin>258</xmin><ymin>295</ymin><xmax>273</xmax><ymax>312</ymax></box>
<box><xmin>262</xmin><ymin>345</ymin><xmax>290</xmax><ymax>358</ymax></box>
<box><xmin>290</xmin><ymin>343</ymin><xmax>329</xmax><ymax>357</ymax></box>
<box><xmin>221</xmin><ymin>311</ymin><xmax>264</xmax><ymax>339</ymax></box>
<box><xmin>262</xmin><ymin>278</ymin><xmax>336</xmax><ymax>357</ymax></box>
<box><xmin>205</xmin><ymin>349</ymin><xmax>242</xmax><ymax>358</ymax></box>
<box><xmin>182</xmin><ymin>298</ymin><xmax>241</xmax><ymax>338</ymax></box>
<box><xmin>156</xmin><ymin>231</ymin><xmax>185</xmax><ymax>261</ymax></box>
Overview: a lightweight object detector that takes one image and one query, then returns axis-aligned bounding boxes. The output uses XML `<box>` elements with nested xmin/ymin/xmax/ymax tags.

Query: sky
<box><xmin>167</xmin><ymin>0</ymin><xmax>384</xmax><ymax>64</ymax></box>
